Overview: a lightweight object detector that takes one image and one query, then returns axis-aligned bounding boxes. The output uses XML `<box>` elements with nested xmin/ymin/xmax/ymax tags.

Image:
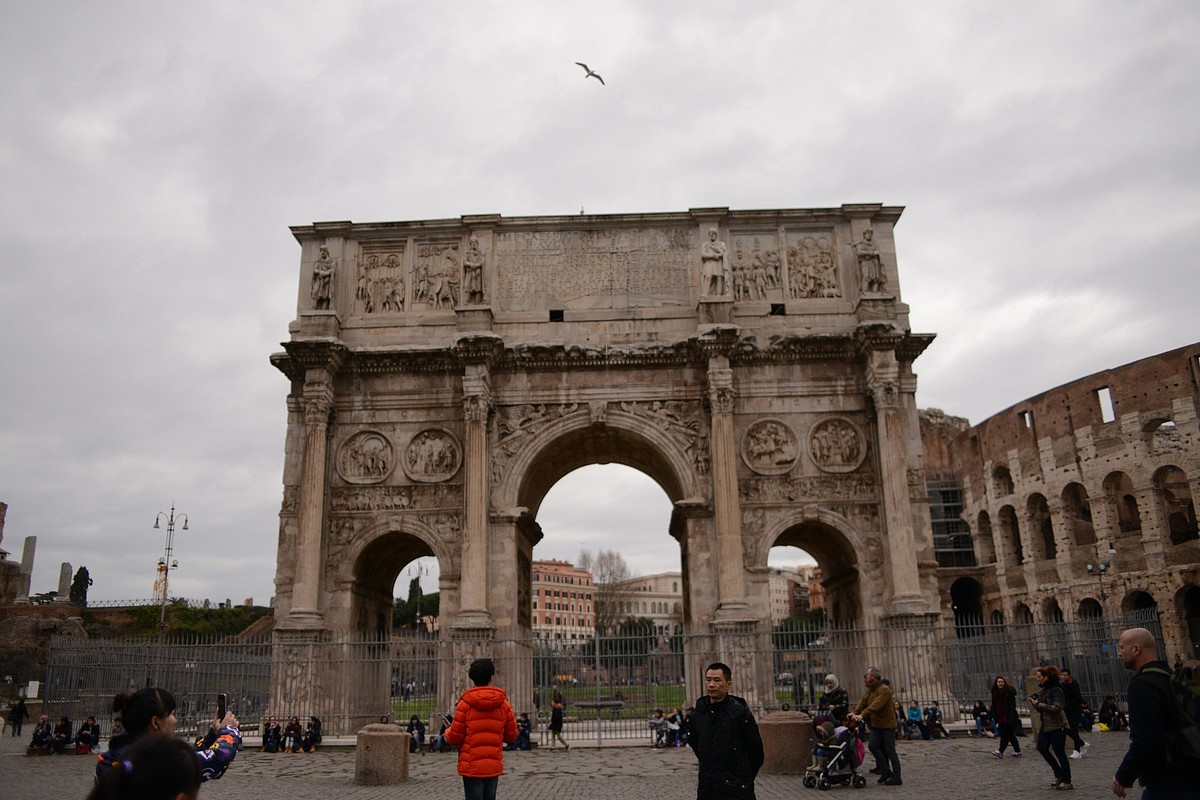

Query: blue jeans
<box><xmin>463</xmin><ymin>776</ymin><xmax>499</xmax><ymax>800</ymax></box>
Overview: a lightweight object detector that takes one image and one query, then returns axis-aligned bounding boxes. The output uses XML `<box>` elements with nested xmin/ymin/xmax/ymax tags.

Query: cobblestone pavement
<box><xmin>1</xmin><ymin>728</ymin><xmax>1133</xmax><ymax>800</ymax></box>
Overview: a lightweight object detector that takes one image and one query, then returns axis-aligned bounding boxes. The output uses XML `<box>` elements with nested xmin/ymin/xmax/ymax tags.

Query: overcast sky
<box><xmin>2</xmin><ymin>2</ymin><xmax>1197</xmax><ymax>606</ymax></box>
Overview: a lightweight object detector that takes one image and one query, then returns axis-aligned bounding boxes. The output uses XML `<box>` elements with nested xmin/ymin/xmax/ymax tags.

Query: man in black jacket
<box><xmin>1060</xmin><ymin>669</ymin><xmax>1088</xmax><ymax>758</ymax></box>
<box><xmin>687</xmin><ymin>662</ymin><xmax>764</xmax><ymax>799</ymax></box>
<box><xmin>1111</xmin><ymin>627</ymin><xmax>1200</xmax><ymax>797</ymax></box>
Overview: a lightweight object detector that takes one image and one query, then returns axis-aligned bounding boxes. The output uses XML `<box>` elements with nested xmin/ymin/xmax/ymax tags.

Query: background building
<box><xmin>610</xmin><ymin>571</ymin><xmax>684</xmax><ymax>638</ymax></box>
<box><xmin>531</xmin><ymin>559</ymin><xmax>594</xmax><ymax>643</ymax></box>
<box><xmin>921</xmin><ymin>342</ymin><xmax>1200</xmax><ymax>658</ymax></box>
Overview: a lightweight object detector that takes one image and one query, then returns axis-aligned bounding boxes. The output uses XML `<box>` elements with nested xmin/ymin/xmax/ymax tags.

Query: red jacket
<box><xmin>444</xmin><ymin>685</ymin><xmax>518</xmax><ymax>778</ymax></box>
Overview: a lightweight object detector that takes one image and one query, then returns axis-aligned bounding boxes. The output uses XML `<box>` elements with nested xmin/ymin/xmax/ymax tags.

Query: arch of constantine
<box><xmin>269</xmin><ymin>204</ymin><xmax>944</xmax><ymax>727</ymax></box>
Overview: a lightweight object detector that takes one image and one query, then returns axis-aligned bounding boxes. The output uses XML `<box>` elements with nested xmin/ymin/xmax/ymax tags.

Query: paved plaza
<box><xmin>2</xmin><ymin>725</ymin><xmax>1136</xmax><ymax>800</ymax></box>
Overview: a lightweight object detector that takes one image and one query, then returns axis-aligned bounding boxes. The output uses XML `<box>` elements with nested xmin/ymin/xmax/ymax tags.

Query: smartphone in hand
<box><xmin>216</xmin><ymin>693</ymin><xmax>227</xmax><ymax>720</ymax></box>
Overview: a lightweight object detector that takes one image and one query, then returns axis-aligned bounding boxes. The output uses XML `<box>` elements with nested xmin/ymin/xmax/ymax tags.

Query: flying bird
<box><xmin>575</xmin><ymin>62</ymin><xmax>605</xmax><ymax>85</ymax></box>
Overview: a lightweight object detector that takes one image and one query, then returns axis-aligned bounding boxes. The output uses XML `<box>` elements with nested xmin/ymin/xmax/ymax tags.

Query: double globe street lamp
<box><xmin>153</xmin><ymin>505</ymin><xmax>188</xmax><ymax>648</ymax></box>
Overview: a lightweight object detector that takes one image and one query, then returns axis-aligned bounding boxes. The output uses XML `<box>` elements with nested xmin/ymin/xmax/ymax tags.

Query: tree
<box><xmin>577</xmin><ymin>548</ymin><xmax>638</xmax><ymax>633</ymax></box>
<box><xmin>69</xmin><ymin>566</ymin><xmax>93</xmax><ymax>607</ymax></box>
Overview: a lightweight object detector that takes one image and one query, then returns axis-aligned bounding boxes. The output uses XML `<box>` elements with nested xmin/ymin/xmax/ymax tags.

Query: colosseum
<box><xmin>921</xmin><ymin>341</ymin><xmax>1200</xmax><ymax>659</ymax></box>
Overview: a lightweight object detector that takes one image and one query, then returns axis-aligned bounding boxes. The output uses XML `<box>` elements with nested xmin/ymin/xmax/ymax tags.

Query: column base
<box><xmin>885</xmin><ymin>594</ymin><xmax>931</xmax><ymax>617</ymax></box>
<box><xmin>450</xmin><ymin>610</ymin><xmax>495</xmax><ymax>634</ymax></box>
<box><xmin>713</xmin><ymin>600</ymin><xmax>755</xmax><ymax>625</ymax></box>
<box><xmin>276</xmin><ymin>609</ymin><xmax>326</xmax><ymax>631</ymax></box>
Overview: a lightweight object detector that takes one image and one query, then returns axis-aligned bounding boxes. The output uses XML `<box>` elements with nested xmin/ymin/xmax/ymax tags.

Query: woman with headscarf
<box><xmin>819</xmin><ymin>674</ymin><xmax>849</xmax><ymax>724</ymax></box>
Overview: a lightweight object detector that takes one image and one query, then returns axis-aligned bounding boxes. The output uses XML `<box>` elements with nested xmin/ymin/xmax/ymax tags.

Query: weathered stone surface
<box><xmin>353</xmin><ymin>723</ymin><xmax>409</xmax><ymax>785</ymax></box>
<box><xmin>759</xmin><ymin>709</ymin><xmax>813</xmax><ymax>773</ymax></box>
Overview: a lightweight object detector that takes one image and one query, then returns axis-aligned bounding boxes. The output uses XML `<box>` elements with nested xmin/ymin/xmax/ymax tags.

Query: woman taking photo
<box><xmin>95</xmin><ymin>687</ymin><xmax>240</xmax><ymax>783</ymax></box>
<box><xmin>1029</xmin><ymin>666</ymin><xmax>1072</xmax><ymax>790</ymax></box>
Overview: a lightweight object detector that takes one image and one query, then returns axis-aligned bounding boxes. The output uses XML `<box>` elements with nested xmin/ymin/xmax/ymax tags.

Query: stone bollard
<box><xmin>759</xmin><ymin>710</ymin><xmax>813</xmax><ymax>774</ymax></box>
<box><xmin>354</xmin><ymin>723</ymin><xmax>409</xmax><ymax>785</ymax></box>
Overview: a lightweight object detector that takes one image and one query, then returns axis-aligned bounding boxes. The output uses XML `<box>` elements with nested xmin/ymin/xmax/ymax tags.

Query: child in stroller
<box><xmin>804</xmin><ymin>717</ymin><xmax>867</xmax><ymax>790</ymax></box>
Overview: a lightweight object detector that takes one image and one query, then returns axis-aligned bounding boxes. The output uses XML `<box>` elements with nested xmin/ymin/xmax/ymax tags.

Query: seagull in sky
<box><xmin>575</xmin><ymin>62</ymin><xmax>605</xmax><ymax>85</ymax></box>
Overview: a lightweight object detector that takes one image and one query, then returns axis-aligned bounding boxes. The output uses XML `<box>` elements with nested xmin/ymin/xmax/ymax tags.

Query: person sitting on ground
<box><xmin>971</xmin><ymin>700</ymin><xmax>989</xmax><ymax>737</ymax></box>
<box><xmin>649</xmin><ymin>708</ymin><xmax>669</xmax><ymax>747</ymax></box>
<box><xmin>406</xmin><ymin>714</ymin><xmax>426</xmax><ymax>753</ymax></box>
<box><xmin>76</xmin><ymin>716</ymin><xmax>101</xmax><ymax>753</ymax></box>
<box><xmin>506</xmin><ymin>713</ymin><xmax>531</xmax><ymax>751</ymax></box>
<box><xmin>87</xmin><ymin>735</ymin><xmax>202</xmax><ymax>800</ymax></box>
<box><xmin>261</xmin><ymin>716</ymin><xmax>281</xmax><ymax>753</ymax></box>
<box><xmin>300</xmin><ymin>717</ymin><xmax>321</xmax><ymax>752</ymax></box>
<box><xmin>30</xmin><ymin>714</ymin><xmax>54</xmax><ymax>753</ymax></box>
<box><xmin>51</xmin><ymin>715</ymin><xmax>73</xmax><ymax>754</ymax></box>
<box><xmin>905</xmin><ymin>701</ymin><xmax>927</xmax><ymax>740</ymax></box>
<box><xmin>95</xmin><ymin>687</ymin><xmax>240</xmax><ymax>783</ymax></box>
<box><xmin>923</xmin><ymin>701</ymin><xmax>950</xmax><ymax>739</ymax></box>
<box><xmin>1078</xmin><ymin>700</ymin><xmax>1094</xmax><ymax>732</ymax></box>
<box><xmin>433</xmin><ymin>713</ymin><xmax>453</xmax><ymax>752</ymax></box>
<box><xmin>1098</xmin><ymin>695</ymin><xmax>1127</xmax><ymax>731</ymax></box>
<box><xmin>282</xmin><ymin>716</ymin><xmax>303</xmax><ymax>753</ymax></box>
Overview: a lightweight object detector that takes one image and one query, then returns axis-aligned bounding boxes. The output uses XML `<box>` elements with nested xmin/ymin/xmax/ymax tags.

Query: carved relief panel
<box><xmin>336</xmin><ymin>430</ymin><xmax>395</xmax><ymax>484</ymax></box>
<box><xmin>808</xmin><ymin>416</ymin><xmax>866</xmax><ymax>473</ymax></box>
<box><xmin>404</xmin><ymin>428</ymin><xmax>463</xmax><ymax>482</ymax></box>
<box><xmin>785</xmin><ymin>232</ymin><xmax>841</xmax><ymax>299</ymax></box>
<box><xmin>728</xmin><ymin>233</ymin><xmax>785</xmax><ymax>303</ymax></box>
<box><xmin>740</xmin><ymin>418</ymin><xmax>799</xmax><ymax>475</ymax></box>
<box><xmin>356</xmin><ymin>246</ymin><xmax>406</xmax><ymax>314</ymax></box>
<box><xmin>412</xmin><ymin>240</ymin><xmax>460</xmax><ymax>310</ymax></box>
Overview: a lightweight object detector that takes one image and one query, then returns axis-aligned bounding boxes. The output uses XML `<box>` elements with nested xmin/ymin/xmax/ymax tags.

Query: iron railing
<box><xmin>42</xmin><ymin>609</ymin><xmax>1161</xmax><ymax>743</ymax></box>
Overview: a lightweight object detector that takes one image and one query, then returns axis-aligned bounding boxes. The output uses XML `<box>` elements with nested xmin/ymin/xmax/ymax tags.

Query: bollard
<box><xmin>759</xmin><ymin>709</ymin><xmax>813</xmax><ymax>774</ymax></box>
<box><xmin>354</xmin><ymin>723</ymin><xmax>409</xmax><ymax>785</ymax></box>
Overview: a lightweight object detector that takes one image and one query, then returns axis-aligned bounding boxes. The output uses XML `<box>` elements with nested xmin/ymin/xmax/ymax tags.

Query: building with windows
<box><xmin>531</xmin><ymin>559</ymin><xmax>594</xmax><ymax>643</ymax></box>
<box><xmin>610</xmin><ymin>571</ymin><xmax>684</xmax><ymax>638</ymax></box>
<box><xmin>920</xmin><ymin>343</ymin><xmax>1200</xmax><ymax>659</ymax></box>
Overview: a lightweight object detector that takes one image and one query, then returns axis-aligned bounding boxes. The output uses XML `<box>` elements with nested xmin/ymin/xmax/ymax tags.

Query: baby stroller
<box><xmin>803</xmin><ymin>720</ymin><xmax>867</xmax><ymax>790</ymax></box>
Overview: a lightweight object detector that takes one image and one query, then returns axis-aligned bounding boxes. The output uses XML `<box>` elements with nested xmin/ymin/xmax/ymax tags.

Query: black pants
<box><xmin>996</xmin><ymin>722</ymin><xmax>1020</xmax><ymax>754</ymax></box>
<box><xmin>1037</xmin><ymin>729</ymin><xmax>1071</xmax><ymax>784</ymax></box>
<box><xmin>1065</xmin><ymin>711</ymin><xmax>1085</xmax><ymax>751</ymax></box>
<box><xmin>868</xmin><ymin>728</ymin><xmax>901</xmax><ymax>778</ymax></box>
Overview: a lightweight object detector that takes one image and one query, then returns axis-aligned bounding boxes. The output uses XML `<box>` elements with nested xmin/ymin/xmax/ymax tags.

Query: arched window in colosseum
<box><xmin>989</xmin><ymin>609</ymin><xmax>1005</xmax><ymax>629</ymax></box>
<box><xmin>1103</xmin><ymin>471</ymin><xmax>1141</xmax><ymax>533</ymax></box>
<box><xmin>999</xmin><ymin>505</ymin><xmax>1024</xmax><ymax>564</ymax></box>
<box><xmin>1028</xmin><ymin>494</ymin><xmax>1055</xmax><ymax>559</ymax></box>
<box><xmin>993</xmin><ymin>466</ymin><xmax>1014</xmax><ymax>497</ymax></box>
<box><xmin>1154</xmin><ymin>465</ymin><xmax>1198</xmax><ymax>545</ymax></box>
<box><xmin>1078</xmin><ymin>598</ymin><xmax>1103</xmax><ymax>619</ymax></box>
<box><xmin>1042</xmin><ymin>597</ymin><xmax>1064</xmax><ymax>624</ymax></box>
<box><xmin>1122</xmin><ymin>590</ymin><xmax>1158</xmax><ymax>615</ymax></box>
<box><xmin>976</xmin><ymin>510</ymin><xmax>996</xmax><ymax>564</ymax></box>
<box><xmin>1062</xmin><ymin>482</ymin><xmax>1096</xmax><ymax>546</ymax></box>
<box><xmin>951</xmin><ymin>577</ymin><xmax>985</xmax><ymax>636</ymax></box>
<box><xmin>1014</xmin><ymin>603</ymin><xmax>1034</xmax><ymax>625</ymax></box>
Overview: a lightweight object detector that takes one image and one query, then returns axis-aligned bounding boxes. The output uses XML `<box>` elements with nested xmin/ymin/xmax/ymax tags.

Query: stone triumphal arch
<box><xmin>270</xmin><ymin>205</ymin><xmax>941</xmax><ymax>726</ymax></box>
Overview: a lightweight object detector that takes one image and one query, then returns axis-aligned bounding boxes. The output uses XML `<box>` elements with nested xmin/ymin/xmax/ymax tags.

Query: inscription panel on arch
<box><xmin>494</xmin><ymin>228</ymin><xmax>695</xmax><ymax>310</ymax></box>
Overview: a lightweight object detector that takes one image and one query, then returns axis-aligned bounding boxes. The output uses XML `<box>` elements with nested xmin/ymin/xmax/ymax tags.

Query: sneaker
<box><xmin>869</xmin><ymin>767</ymin><xmax>883</xmax><ymax>774</ymax></box>
<box><xmin>1080</xmin><ymin>742</ymin><xmax>1090</xmax><ymax>755</ymax></box>
<box><xmin>882</xmin><ymin>776</ymin><xmax>903</xmax><ymax>786</ymax></box>
<box><xmin>1069</xmin><ymin>750</ymin><xmax>1083</xmax><ymax>759</ymax></box>
<box><xmin>992</xmin><ymin>750</ymin><xmax>1003</xmax><ymax>758</ymax></box>
<box><xmin>1056</xmin><ymin>783</ymin><xmax>1074</xmax><ymax>791</ymax></box>
<box><xmin>1013</xmin><ymin>751</ymin><xmax>1023</xmax><ymax>758</ymax></box>
<box><xmin>877</xmin><ymin>773</ymin><xmax>892</xmax><ymax>784</ymax></box>
<box><xmin>1049</xmin><ymin>780</ymin><xmax>1063</xmax><ymax>788</ymax></box>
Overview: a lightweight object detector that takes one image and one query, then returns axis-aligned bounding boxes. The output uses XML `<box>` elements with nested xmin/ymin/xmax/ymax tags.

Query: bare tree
<box><xmin>577</xmin><ymin>548</ymin><xmax>638</xmax><ymax>633</ymax></box>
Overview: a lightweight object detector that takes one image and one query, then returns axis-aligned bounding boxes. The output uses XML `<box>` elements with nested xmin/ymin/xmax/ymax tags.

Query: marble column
<box><xmin>455</xmin><ymin>362</ymin><xmax>495</xmax><ymax>630</ymax></box>
<box><xmin>706</xmin><ymin>355</ymin><xmax>749</xmax><ymax>619</ymax></box>
<box><xmin>15</xmin><ymin>535</ymin><xmax>36</xmax><ymax>603</ymax></box>
<box><xmin>282</xmin><ymin>381</ymin><xmax>333</xmax><ymax>629</ymax></box>
<box><xmin>866</xmin><ymin>350</ymin><xmax>925</xmax><ymax>615</ymax></box>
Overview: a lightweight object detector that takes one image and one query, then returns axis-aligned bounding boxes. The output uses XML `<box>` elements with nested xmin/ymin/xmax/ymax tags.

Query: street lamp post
<box><xmin>1085</xmin><ymin>541</ymin><xmax>1117</xmax><ymax>601</ymax></box>
<box><xmin>153</xmin><ymin>505</ymin><xmax>188</xmax><ymax>648</ymax></box>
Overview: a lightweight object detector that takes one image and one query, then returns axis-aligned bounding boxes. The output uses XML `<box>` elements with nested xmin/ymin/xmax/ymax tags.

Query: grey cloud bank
<box><xmin>1</xmin><ymin>2</ymin><xmax>1197</xmax><ymax>604</ymax></box>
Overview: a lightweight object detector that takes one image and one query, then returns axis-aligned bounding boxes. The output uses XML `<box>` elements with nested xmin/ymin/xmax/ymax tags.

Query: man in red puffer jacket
<box><xmin>445</xmin><ymin>658</ymin><xmax>518</xmax><ymax>800</ymax></box>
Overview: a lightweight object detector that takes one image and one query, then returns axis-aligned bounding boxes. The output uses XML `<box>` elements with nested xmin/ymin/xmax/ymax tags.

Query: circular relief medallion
<box><xmin>337</xmin><ymin>430</ymin><xmax>395</xmax><ymax>485</ymax></box>
<box><xmin>740</xmin><ymin>418</ymin><xmax>799</xmax><ymax>475</ymax></box>
<box><xmin>403</xmin><ymin>428</ymin><xmax>462</xmax><ymax>483</ymax></box>
<box><xmin>808</xmin><ymin>416</ymin><xmax>866</xmax><ymax>473</ymax></box>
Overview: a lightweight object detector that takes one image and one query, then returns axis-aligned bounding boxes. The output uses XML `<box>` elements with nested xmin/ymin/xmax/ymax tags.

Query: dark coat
<box><xmin>549</xmin><ymin>705</ymin><xmax>564</xmax><ymax>733</ymax></box>
<box><xmin>686</xmin><ymin>694</ymin><xmax>764</xmax><ymax>799</ymax></box>
<box><xmin>1061</xmin><ymin>678</ymin><xmax>1083</xmax><ymax>714</ymax></box>
<box><xmin>1115</xmin><ymin>660</ymin><xmax>1200</xmax><ymax>791</ymax></box>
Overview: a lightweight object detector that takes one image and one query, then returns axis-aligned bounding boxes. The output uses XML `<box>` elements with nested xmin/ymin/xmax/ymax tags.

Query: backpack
<box><xmin>1143</xmin><ymin>664</ymin><xmax>1200</xmax><ymax>761</ymax></box>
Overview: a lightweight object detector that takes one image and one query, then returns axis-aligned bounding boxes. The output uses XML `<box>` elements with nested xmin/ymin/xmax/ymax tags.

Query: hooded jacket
<box><xmin>444</xmin><ymin>685</ymin><xmax>518</xmax><ymax>778</ymax></box>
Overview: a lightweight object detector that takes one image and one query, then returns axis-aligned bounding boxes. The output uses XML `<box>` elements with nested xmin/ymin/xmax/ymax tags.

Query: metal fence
<box><xmin>42</xmin><ymin>609</ymin><xmax>1160</xmax><ymax>744</ymax></box>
